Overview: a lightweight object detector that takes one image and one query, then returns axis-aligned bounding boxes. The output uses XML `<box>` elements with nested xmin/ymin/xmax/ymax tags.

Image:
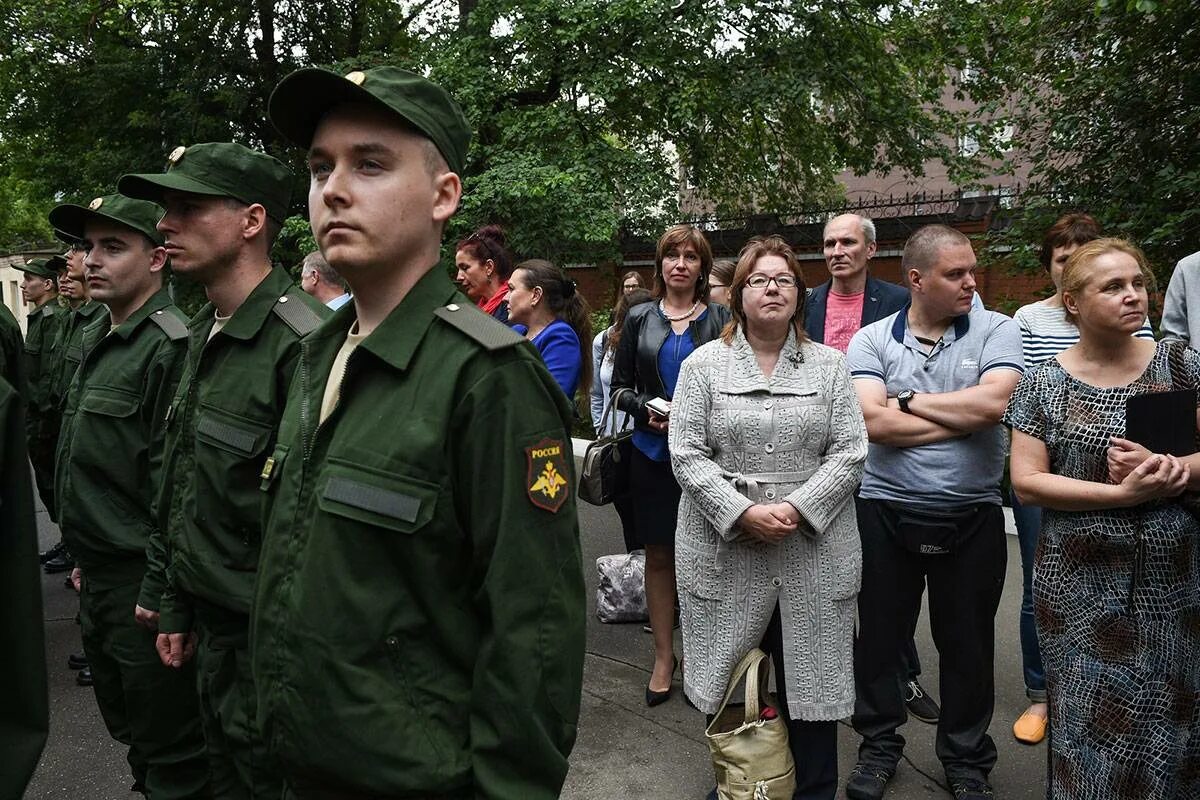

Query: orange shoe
<box><xmin>1013</xmin><ymin>708</ymin><xmax>1048</xmax><ymax>744</ymax></box>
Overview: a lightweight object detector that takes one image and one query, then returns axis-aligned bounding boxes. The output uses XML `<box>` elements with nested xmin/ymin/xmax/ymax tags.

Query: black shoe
<box><xmin>645</xmin><ymin>657</ymin><xmax>679</xmax><ymax>707</ymax></box>
<box><xmin>67</xmin><ymin>653</ymin><xmax>88</xmax><ymax>670</ymax></box>
<box><xmin>75</xmin><ymin>667</ymin><xmax>93</xmax><ymax>687</ymax></box>
<box><xmin>43</xmin><ymin>550</ymin><xmax>75</xmax><ymax>574</ymax></box>
<box><xmin>950</xmin><ymin>778</ymin><xmax>994</xmax><ymax>799</ymax></box>
<box><xmin>904</xmin><ymin>679</ymin><xmax>940</xmax><ymax>724</ymax></box>
<box><xmin>845</xmin><ymin>763</ymin><xmax>894</xmax><ymax>800</ymax></box>
<box><xmin>39</xmin><ymin>540</ymin><xmax>67</xmax><ymax>564</ymax></box>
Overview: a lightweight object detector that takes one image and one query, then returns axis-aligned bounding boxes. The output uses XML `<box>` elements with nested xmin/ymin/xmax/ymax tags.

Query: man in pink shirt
<box><xmin>804</xmin><ymin>213</ymin><xmax>910</xmax><ymax>353</ymax></box>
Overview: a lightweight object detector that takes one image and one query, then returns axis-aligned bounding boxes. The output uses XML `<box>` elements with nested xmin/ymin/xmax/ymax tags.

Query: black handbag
<box><xmin>579</xmin><ymin>389</ymin><xmax>634</xmax><ymax>506</ymax></box>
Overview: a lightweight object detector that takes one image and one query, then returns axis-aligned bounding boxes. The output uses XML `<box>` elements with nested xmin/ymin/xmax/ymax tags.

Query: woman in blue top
<box><xmin>507</xmin><ymin>259</ymin><xmax>593</xmax><ymax>404</ymax></box>
<box><xmin>612</xmin><ymin>224</ymin><xmax>731</xmax><ymax>706</ymax></box>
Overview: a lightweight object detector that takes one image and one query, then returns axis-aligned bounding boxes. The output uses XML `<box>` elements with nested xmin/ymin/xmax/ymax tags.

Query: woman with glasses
<box><xmin>671</xmin><ymin>235</ymin><xmax>867</xmax><ymax>799</ymax></box>
<box><xmin>455</xmin><ymin>225</ymin><xmax>514</xmax><ymax>323</ymax></box>
<box><xmin>612</xmin><ymin>224</ymin><xmax>730</xmax><ymax>706</ymax></box>
<box><xmin>621</xmin><ymin>270</ymin><xmax>645</xmax><ymax>296</ymax></box>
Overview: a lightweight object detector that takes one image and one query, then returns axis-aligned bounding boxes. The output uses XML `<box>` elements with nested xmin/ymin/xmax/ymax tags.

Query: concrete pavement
<box><xmin>24</xmin><ymin>496</ymin><xmax>1046</xmax><ymax>799</ymax></box>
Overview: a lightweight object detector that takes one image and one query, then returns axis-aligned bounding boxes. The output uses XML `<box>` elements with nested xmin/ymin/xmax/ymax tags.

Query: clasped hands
<box><xmin>735</xmin><ymin>502</ymin><xmax>802</xmax><ymax>543</ymax></box>
<box><xmin>1107</xmin><ymin>436</ymin><xmax>1191</xmax><ymax>504</ymax></box>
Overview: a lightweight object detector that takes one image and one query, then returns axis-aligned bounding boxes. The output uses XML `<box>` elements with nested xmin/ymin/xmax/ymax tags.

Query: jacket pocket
<box><xmin>195</xmin><ymin>404</ymin><xmax>273</xmax><ymax>459</ymax></box>
<box><xmin>79</xmin><ymin>386</ymin><xmax>141</xmax><ymax>418</ymax></box>
<box><xmin>318</xmin><ymin>459</ymin><xmax>438</xmax><ymax>534</ymax></box>
<box><xmin>678</xmin><ymin>545</ymin><xmax>723</xmax><ymax>601</ymax></box>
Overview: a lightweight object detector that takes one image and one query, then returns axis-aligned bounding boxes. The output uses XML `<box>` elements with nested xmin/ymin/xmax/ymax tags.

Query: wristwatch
<box><xmin>897</xmin><ymin>389</ymin><xmax>916</xmax><ymax>414</ymax></box>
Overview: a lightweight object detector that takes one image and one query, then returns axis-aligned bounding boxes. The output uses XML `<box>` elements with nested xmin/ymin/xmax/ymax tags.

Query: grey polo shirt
<box><xmin>846</xmin><ymin>304</ymin><xmax>1024</xmax><ymax>508</ymax></box>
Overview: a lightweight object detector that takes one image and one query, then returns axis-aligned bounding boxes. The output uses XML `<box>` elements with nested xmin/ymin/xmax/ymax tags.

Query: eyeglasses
<box><xmin>745</xmin><ymin>274</ymin><xmax>798</xmax><ymax>290</ymax></box>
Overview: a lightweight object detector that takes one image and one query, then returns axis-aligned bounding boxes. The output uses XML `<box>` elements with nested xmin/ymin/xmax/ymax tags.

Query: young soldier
<box><xmin>47</xmin><ymin>194</ymin><xmax>209</xmax><ymax>798</ymax></box>
<box><xmin>15</xmin><ymin>256</ymin><xmax>63</xmax><ymax>522</ymax></box>
<box><xmin>250</xmin><ymin>66</ymin><xmax>585</xmax><ymax>798</ymax></box>
<box><xmin>118</xmin><ymin>143</ymin><xmax>329</xmax><ymax>799</ymax></box>
<box><xmin>39</xmin><ymin>245</ymin><xmax>108</xmax><ymax>577</ymax></box>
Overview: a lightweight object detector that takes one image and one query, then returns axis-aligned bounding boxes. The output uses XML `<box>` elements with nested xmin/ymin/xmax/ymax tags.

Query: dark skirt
<box><xmin>629</xmin><ymin>445</ymin><xmax>681</xmax><ymax>547</ymax></box>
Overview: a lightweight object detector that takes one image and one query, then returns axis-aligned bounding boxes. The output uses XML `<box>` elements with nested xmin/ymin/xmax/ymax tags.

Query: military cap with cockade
<box><xmin>15</xmin><ymin>256</ymin><xmax>65</xmax><ymax>279</ymax></box>
<box><xmin>117</xmin><ymin>142</ymin><xmax>292</xmax><ymax>224</ymax></box>
<box><xmin>268</xmin><ymin>66</ymin><xmax>471</xmax><ymax>175</ymax></box>
<box><xmin>48</xmin><ymin>194</ymin><xmax>166</xmax><ymax>247</ymax></box>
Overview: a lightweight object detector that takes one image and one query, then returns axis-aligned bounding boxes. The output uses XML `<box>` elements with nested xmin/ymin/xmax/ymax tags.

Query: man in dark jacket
<box><xmin>804</xmin><ymin>213</ymin><xmax>910</xmax><ymax>352</ymax></box>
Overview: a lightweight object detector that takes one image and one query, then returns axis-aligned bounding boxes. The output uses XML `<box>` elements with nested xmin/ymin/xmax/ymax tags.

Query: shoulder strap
<box><xmin>705</xmin><ymin>648</ymin><xmax>770</xmax><ymax>734</ymax></box>
<box><xmin>40</xmin><ymin>304</ymin><xmax>55</xmax><ymax>318</ymax></box>
<box><xmin>433</xmin><ymin>303</ymin><xmax>524</xmax><ymax>351</ymax></box>
<box><xmin>271</xmin><ymin>292</ymin><xmax>325</xmax><ymax>337</ymax></box>
<box><xmin>149</xmin><ymin>308</ymin><xmax>189</xmax><ymax>341</ymax></box>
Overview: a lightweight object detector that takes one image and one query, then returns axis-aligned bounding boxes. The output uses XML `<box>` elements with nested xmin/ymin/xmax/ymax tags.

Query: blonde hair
<box><xmin>721</xmin><ymin>235</ymin><xmax>808</xmax><ymax>344</ymax></box>
<box><xmin>1061</xmin><ymin>237</ymin><xmax>1157</xmax><ymax>326</ymax></box>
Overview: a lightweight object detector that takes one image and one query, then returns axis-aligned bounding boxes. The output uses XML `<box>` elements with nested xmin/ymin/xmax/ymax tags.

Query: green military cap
<box><xmin>48</xmin><ymin>194</ymin><xmax>166</xmax><ymax>247</ymax></box>
<box><xmin>15</xmin><ymin>257</ymin><xmax>64</xmax><ymax>279</ymax></box>
<box><xmin>268</xmin><ymin>66</ymin><xmax>471</xmax><ymax>174</ymax></box>
<box><xmin>117</xmin><ymin>142</ymin><xmax>292</xmax><ymax>223</ymax></box>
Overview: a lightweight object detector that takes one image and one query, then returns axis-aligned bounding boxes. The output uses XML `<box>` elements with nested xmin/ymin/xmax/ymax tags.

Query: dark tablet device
<box><xmin>1125</xmin><ymin>389</ymin><xmax>1197</xmax><ymax>456</ymax></box>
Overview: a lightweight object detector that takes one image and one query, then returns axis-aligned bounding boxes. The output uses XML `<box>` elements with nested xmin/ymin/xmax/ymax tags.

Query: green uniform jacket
<box><xmin>0</xmin><ymin>302</ymin><xmax>26</xmax><ymax>399</ymax></box>
<box><xmin>49</xmin><ymin>300</ymin><xmax>106</xmax><ymax>412</ymax></box>
<box><xmin>154</xmin><ymin>268</ymin><xmax>328</xmax><ymax>631</ymax></box>
<box><xmin>54</xmin><ymin>290</ymin><xmax>188</xmax><ymax>605</ymax></box>
<box><xmin>23</xmin><ymin>299</ymin><xmax>62</xmax><ymax>419</ymax></box>
<box><xmin>0</xmin><ymin>376</ymin><xmax>48</xmax><ymax>797</ymax></box>
<box><xmin>252</xmin><ymin>269</ymin><xmax>585</xmax><ymax>799</ymax></box>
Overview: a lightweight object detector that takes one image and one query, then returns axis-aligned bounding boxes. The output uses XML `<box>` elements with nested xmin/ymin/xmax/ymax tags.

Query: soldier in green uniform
<box><xmin>14</xmin><ymin>256</ymin><xmax>64</xmax><ymax>520</ymax></box>
<box><xmin>47</xmin><ymin>193</ymin><xmax>210</xmax><ymax>799</ymax></box>
<box><xmin>119</xmin><ymin>142</ymin><xmax>330</xmax><ymax>799</ymax></box>
<box><xmin>251</xmin><ymin>66</ymin><xmax>585</xmax><ymax>799</ymax></box>
<box><xmin>0</xmin><ymin>371</ymin><xmax>47</xmax><ymax>800</ymax></box>
<box><xmin>41</xmin><ymin>245</ymin><xmax>106</xmax><ymax>576</ymax></box>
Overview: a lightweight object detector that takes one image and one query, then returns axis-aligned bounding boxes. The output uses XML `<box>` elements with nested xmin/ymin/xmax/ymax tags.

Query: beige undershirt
<box><xmin>207</xmin><ymin>311</ymin><xmax>232</xmax><ymax>342</ymax></box>
<box><xmin>319</xmin><ymin>324</ymin><xmax>367</xmax><ymax>424</ymax></box>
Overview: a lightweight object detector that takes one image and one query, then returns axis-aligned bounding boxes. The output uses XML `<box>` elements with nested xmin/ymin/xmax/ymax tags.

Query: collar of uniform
<box><xmin>76</xmin><ymin>299</ymin><xmax>106</xmax><ymax>320</ymax></box>
<box><xmin>197</xmin><ymin>266</ymin><xmax>294</xmax><ymax>341</ymax></box>
<box><xmin>890</xmin><ymin>301</ymin><xmax>970</xmax><ymax>345</ymax></box>
<box><xmin>354</xmin><ymin>266</ymin><xmax>457</xmax><ymax>373</ymax></box>
<box><xmin>109</xmin><ymin>288</ymin><xmax>174</xmax><ymax>340</ymax></box>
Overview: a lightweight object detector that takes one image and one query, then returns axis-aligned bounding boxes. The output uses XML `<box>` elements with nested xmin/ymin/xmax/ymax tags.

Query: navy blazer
<box><xmin>803</xmin><ymin>273</ymin><xmax>910</xmax><ymax>344</ymax></box>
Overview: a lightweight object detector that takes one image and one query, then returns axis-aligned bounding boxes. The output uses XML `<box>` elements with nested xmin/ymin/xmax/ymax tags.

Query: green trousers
<box><xmin>194</xmin><ymin>606</ymin><xmax>281</xmax><ymax>800</ymax></box>
<box><xmin>79</xmin><ymin>574</ymin><xmax>209</xmax><ymax>799</ymax></box>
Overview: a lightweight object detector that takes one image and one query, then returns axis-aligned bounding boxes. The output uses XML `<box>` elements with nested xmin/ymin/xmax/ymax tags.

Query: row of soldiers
<box><xmin>5</xmin><ymin>65</ymin><xmax>585</xmax><ymax>800</ymax></box>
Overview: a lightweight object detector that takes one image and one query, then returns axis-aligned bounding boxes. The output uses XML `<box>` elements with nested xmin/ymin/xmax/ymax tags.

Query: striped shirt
<box><xmin>1012</xmin><ymin>300</ymin><xmax>1155</xmax><ymax>368</ymax></box>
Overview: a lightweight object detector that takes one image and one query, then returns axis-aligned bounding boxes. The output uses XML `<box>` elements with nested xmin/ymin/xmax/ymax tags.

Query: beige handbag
<box><xmin>705</xmin><ymin>648</ymin><xmax>796</xmax><ymax>800</ymax></box>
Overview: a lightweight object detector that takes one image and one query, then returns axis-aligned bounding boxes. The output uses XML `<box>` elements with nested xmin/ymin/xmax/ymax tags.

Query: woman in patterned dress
<box><xmin>670</xmin><ymin>236</ymin><xmax>867</xmax><ymax>799</ymax></box>
<box><xmin>1005</xmin><ymin>238</ymin><xmax>1200</xmax><ymax>799</ymax></box>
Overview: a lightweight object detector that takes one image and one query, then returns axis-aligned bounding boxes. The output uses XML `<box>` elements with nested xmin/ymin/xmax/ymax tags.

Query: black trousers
<box><xmin>850</xmin><ymin>497</ymin><xmax>1006</xmax><ymax>783</ymax></box>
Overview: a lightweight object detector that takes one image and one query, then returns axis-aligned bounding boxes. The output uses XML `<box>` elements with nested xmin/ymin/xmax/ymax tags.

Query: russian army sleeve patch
<box><xmin>525</xmin><ymin>437</ymin><xmax>570</xmax><ymax>513</ymax></box>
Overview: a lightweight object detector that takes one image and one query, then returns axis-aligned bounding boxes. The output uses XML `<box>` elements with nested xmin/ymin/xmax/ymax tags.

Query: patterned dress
<box><xmin>1003</xmin><ymin>340</ymin><xmax>1200</xmax><ymax>799</ymax></box>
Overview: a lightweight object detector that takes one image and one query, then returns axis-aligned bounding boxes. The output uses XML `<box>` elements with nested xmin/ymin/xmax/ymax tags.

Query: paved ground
<box><xmin>25</xmin><ymin>492</ymin><xmax>1045</xmax><ymax>799</ymax></box>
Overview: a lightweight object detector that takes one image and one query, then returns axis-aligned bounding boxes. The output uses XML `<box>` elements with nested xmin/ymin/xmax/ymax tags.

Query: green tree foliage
<box><xmin>980</xmin><ymin>0</ymin><xmax>1200</xmax><ymax>276</ymax></box>
<box><xmin>2</xmin><ymin>0</ymin><xmax>994</xmax><ymax>264</ymax></box>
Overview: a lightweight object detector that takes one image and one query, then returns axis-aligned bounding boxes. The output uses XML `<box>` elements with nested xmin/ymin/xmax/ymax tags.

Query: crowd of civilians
<box><xmin>456</xmin><ymin>213</ymin><xmax>1200</xmax><ymax>800</ymax></box>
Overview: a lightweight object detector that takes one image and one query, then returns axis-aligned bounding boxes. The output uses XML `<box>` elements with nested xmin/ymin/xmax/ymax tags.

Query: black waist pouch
<box><xmin>882</xmin><ymin>501</ymin><xmax>982</xmax><ymax>556</ymax></box>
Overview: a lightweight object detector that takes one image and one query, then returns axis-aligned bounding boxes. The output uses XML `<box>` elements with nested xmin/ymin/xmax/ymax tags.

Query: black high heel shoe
<box><xmin>645</xmin><ymin>657</ymin><xmax>680</xmax><ymax>707</ymax></box>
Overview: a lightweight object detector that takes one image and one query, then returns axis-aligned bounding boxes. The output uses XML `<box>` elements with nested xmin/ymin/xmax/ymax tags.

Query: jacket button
<box><xmin>765</xmin><ymin>489</ymin><xmax>776</xmax><ymax>500</ymax></box>
<box><xmin>385</xmin><ymin>636</ymin><xmax>398</xmax><ymax>646</ymax></box>
<box><xmin>764</xmin><ymin>443</ymin><xmax>774</xmax><ymax>453</ymax></box>
<box><xmin>771</xmin><ymin>577</ymin><xmax>782</xmax><ymax>588</ymax></box>
<box><xmin>764</xmin><ymin>400</ymin><xmax>773</xmax><ymax>410</ymax></box>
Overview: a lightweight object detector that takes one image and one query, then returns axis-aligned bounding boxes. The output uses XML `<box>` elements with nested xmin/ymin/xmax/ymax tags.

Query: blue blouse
<box><xmin>633</xmin><ymin>312</ymin><xmax>704</xmax><ymax>462</ymax></box>
<box><xmin>514</xmin><ymin>319</ymin><xmax>582</xmax><ymax>400</ymax></box>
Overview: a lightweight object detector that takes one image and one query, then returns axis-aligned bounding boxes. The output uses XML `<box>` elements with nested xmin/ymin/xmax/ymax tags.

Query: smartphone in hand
<box><xmin>646</xmin><ymin>397</ymin><xmax>671</xmax><ymax>419</ymax></box>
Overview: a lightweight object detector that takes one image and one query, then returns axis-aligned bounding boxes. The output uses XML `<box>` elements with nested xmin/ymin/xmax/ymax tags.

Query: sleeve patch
<box><xmin>525</xmin><ymin>437</ymin><xmax>570</xmax><ymax>513</ymax></box>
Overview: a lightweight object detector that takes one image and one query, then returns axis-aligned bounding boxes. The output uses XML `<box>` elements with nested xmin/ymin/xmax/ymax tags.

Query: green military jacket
<box><xmin>49</xmin><ymin>300</ymin><xmax>106</xmax><ymax>412</ymax></box>
<box><xmin>0</xmin><ymin>302</ymin><xmax>26</xmax><ymax>399</ymax></box>
<box><xmin>252</xmin><ymin>268</ymin><xmax>585</xmax><ymax>799</ymax></box>
<box><xmin>0</xmin><ymin>376</ymin><xmax>48</xmax><ymax>798</ymax></box>
<box><xmin>23</xmin><ymin>299</ymin><xmax>62</xmax><ymax>418</ymax></box>
<box><xmin>155</xmin><ymin>267</ymin><xmax>328</xmax><ymax>631</ymax></box>
<box><xmin>55</xmin><ymin>290</ymin><xmax>188</xmax><ymax>604</ymax></box>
